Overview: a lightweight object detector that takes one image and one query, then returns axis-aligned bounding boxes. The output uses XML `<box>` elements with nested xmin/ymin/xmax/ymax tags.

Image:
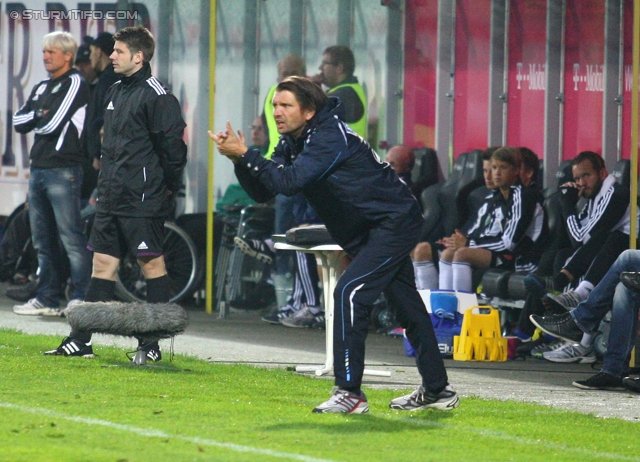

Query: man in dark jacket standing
<box><xmin>47</xmin><ymin>26</ymin><xmax>187</xmax><ymax>360</ymax></box>
<box><xmin>209</xmin><ymin>76</ymin><xmax>458</xmax><ymax>414</ymax></box>
<box><xmin>12</xmin><ymin>31</ymin><xmax>92</xmax><ymax>316</ymax></box>
<box><xmin>86</xmin><ymin>32</ymin><xmax>119</xmax><ymax>170</ymax></box>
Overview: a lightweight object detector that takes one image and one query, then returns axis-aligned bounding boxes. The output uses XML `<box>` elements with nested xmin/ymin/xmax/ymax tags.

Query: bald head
<box><xmin>386</xmin><ymin>145</ymin><xmax>415</xmax><ymax>175</ymax></box>
<box><xmin>278</xmin><ymin>54</ymin><xmax>306</xmax><ymax>82</ymax></box>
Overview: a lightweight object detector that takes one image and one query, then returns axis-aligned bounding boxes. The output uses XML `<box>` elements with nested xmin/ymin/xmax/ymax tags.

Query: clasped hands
<box><xmin>438</xmin><ymin>229</ymin><xmax>467</xmax><ymax>250</ymax></box>
<box><xmin>208</xmin><ymin>121</ymin><xmax>248</xmax><ymax>163</ymax></box>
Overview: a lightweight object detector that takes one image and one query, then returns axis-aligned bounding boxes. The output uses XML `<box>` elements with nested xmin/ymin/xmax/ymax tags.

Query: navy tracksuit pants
<box><xmin>333</xmin><ymin>223</ymin><xmax>449</xmax><ymax>393</ymax></box>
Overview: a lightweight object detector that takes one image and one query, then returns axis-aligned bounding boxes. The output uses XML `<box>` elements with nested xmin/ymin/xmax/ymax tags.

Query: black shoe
<box><xmin>572</xmin><ymin>372</ymin><xmax>624</xmax><ymax>390</ymax></box>
<box><xmin>45</xmin><ymin>337</ymin><xmax>94</xmax><ymax>358</ymax></box>
<box><xmin>530</xmin><ymin>312</ymin><xmax>583</xmax><ymax>343</ymax></box>
<box><xmin>138</xmin><ymin>340</ymin><xmax>162</xmax><ymax>362</ymax></box>
<box><xmin>311</xmin><ymin>311</ymin><xmax>326</xmax><ymax>330</ymax></box>
<box><xmin>620</xmin><ymin>272</ymin><xmax>640</xmax><ymax>294</ymax></box>
<box><xmin>5</xmin><ymin>280</ymin><xmax>38</xmax><ymax>302</ymax></box>
<box><xmin>622</xmin><ymin>376</ymin><xmax>640</xmax><ymax>393</ymax></box>
<box><xmin>233</xmin><ymin>237</ymin><xmax>274</xmax><ymax>265</ymax></box>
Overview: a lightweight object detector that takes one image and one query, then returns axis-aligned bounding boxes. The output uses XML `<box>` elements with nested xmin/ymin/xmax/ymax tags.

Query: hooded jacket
<box><xmin>235</xmin><ymin>97</ymin><xmax>421</xmax><ymax>253</ymax></box>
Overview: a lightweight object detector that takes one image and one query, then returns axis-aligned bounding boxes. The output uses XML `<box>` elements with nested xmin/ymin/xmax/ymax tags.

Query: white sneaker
<box><xmin>13</xmin><ymin>298</ymin><xmax>57</xmax><ymax>316</ymax></box>
<box><xmin>543</xmin><ymin>341</ymin><xmax>596</xmax><ymax>364</ymax></box>
<box><xmin>312</xmin><ymin>387</ymin><xmax>369</xmax><ymax>414</ymax></box>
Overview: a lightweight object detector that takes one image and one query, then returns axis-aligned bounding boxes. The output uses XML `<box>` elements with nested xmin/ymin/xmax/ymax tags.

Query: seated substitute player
<box><xmin>437</xmin><ymin>147</ymin><xmax>537</xmax><ymax>292</ymax></box>
<box><xmin>411</xmin><ymin>146</ymin><xmax>499</xmax><ymax>291</ymax></box>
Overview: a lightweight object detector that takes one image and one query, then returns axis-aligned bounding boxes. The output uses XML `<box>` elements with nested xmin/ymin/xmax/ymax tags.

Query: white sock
<box><xmin>413</xmin><ymin>260</ymin><xmax>439</xmax><ymax>290</ymax></box>
<box><xmin>580</xmin><ymin>333</ymin><xmax>593</xmax><ymax>348</ymax></box>
<box><xmin>574</xmin><ymin>281</ymin><xmax>594</xmax><ymax>301</ymax></box>
<box><xmin>452</xmin><ymin>262</ymin><xmax>473</xmax><ymax>292</ymax></box>
<box><xmin>438</xmin><ymin>260</ymin><xmax>453</xmax><ymax>290</ymax></box>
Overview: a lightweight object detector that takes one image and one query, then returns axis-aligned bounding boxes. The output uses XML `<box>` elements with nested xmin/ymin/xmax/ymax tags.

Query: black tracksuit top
<box><xmin>96</xmin><ymin>64</ymin><xmax>187</xmax><ymax>217</ymax></box>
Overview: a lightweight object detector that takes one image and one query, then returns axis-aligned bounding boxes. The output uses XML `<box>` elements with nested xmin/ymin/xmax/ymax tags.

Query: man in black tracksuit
<box><xmin>210</xmin><ymin>76</ymin><xmax>458</xmax><ymax>414</ymax></box>
<box><xmin>47</xmin><ymin>26</ymin><xmax>187</xmax><ymax>360</ymax></box>
<box><xmin>12</xmin><ymin>31</ymin><xmax>92</xmax><ymax>316</ymax></box>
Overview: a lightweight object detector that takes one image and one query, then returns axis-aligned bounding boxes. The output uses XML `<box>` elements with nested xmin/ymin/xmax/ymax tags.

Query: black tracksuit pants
<box><xmin>333</xmin><ymin>222</ymin><xmax>449</xmax><ymax>393</ymax></box>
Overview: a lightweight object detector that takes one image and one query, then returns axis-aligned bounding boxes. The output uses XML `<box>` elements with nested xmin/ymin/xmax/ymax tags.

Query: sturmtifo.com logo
<box><xmin>10</xmin><ymin>9</ymin><xmax>139</xmax><ymax>20</ymax></box>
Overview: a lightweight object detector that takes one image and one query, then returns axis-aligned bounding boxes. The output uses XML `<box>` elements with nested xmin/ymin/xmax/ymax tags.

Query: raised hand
<box><xmin>208</xmin><ymin>120</ymin><xmax>248</xmax><ymax>163</ymax></box>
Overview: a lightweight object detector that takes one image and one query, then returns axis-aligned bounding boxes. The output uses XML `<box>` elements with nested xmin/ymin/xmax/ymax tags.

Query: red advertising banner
<box><xmin>506</xmin><ymin>0</ymin><xmax>547</xmax><ymax>157</ymax></box>
<box><xmin>562</xmin><ymin>0</ymin><xmax>606</xmax><ymax>160</ymax></box>
<box><xmin>403</xmin><ymin>0</ymin><xmax>439</xmax><ymax>149</ymax></box>
<box><xmin>621</xmin><ymin>0</ymin><xmax>635</xmax><ymax>160</ymax></box>
<box><xmin>453</xmin><ymin>0</ymin><xmax>492</xmax><ymax>155</ymax></box>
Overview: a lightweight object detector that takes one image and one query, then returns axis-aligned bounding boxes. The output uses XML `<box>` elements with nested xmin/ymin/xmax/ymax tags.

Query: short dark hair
<box><xmin>519</xmin><ymin>147</ymin><xmax>540</xmax><ymax>183</ymax></box>
<box><xmin>572</xmin><ymin>151</ymin><xmax>605</xmax><ymax>171</ymax></box>
<box><xmin>482</xmin><ymin>146</ymin><xmax>500</xmax><ymax>161</ymax></box>
<box><xmin>323</xmin><ymin>45</ymin><xmax>355</xmax><ymax>76</ymax></box>
<box><xmin>491</xmin><ymin>146</ymin><xmax>520</xmax><ymax>169</ymax></box>
<box><xmin>113</xmin><ymin>26</ymin><xmax>155</xmax><ymax>63</ymax></box>
<box><xmin>276</xmin><ymin>76</ymin><xmax>328</xmax><ymax>113</ymax></box>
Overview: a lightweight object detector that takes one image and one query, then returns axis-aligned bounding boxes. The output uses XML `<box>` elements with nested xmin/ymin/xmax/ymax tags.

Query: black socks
<box><xmin>552</xmin><ymin>273</ymin><xmax>571</xmax><ymax>290</ymax></box>
<box><xmin>146</xmin><ymin>274</ymin><xmax>172</xmax><ymax>303</ymax></box>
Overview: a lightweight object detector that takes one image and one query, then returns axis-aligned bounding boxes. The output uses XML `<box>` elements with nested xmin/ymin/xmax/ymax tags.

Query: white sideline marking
<box><xmin>390</xmin><ymin>415</ymin><xmax>640</xmax><ymax>461</ymax></box>
<box><xmin>0</xmin><ymin>402</ymin><xmax>335</xmax><ymax>462</ymax></box>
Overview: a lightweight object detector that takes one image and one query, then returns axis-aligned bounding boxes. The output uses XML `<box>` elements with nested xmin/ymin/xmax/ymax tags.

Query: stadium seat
<box><xmin>411</xmin><ymin>147</ymin><xmax>441</xmax><ymax>201</ymax></box>
<box><xmin>611</xmin><ymin>159</ymin><xmax>630</xmax><ymax>189</ymax></box>
<box><xmin>543</xmin><ymin>160</ymin><xmax>573</xmax><ymax>198</ymax></box>
<box><xmin>420</xmin><ymin>183</ymin><xmax>443</xmax><ymax>241</ymax></box>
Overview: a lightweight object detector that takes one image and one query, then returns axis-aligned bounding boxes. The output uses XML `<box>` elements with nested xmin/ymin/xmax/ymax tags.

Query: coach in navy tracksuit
<box><xmin>210</xmin><ymin>76</ymin><xmax>459</xmax><ymax>414</ymax></box>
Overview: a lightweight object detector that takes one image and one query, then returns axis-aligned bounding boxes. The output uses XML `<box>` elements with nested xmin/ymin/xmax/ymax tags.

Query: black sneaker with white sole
<box><xmin>390</xmin><ymin>385</ymin><xmax>460</xmax><ymax>411</ymax></box>
<box><xmin>45</xmin><ymin>337</ymin><xmax>94</xmax><ymax>358</ymax></box>
<box><xmin>572</xmin><ymin>372</ymin><xmax>625</xmax><ymax>390</ymax></box>
<box><xmin>310</xmin><ymin>311</ymin><xmax>326</xmax><ymax>330</ymax></box>
<box><xmin>622</xmin><ymin>376</ymin><xmax>640</xmax><ymax>393</ymax></box>
<box><xmin>261</xmin><ymin>305</ymin><xmax>296</xmax><ymax>324</ymax></box>
<box><xmin>529</xmin><ymin>312</ymin><xmax>583</xmax><ymax>343</ymax></box>
<box><xmin>138</xmin><ymin>340</ymin><xmax>162</xmax><ymax>362</ymax></box>
<box><xmin>233</xmin><ymin>237</ymin><xmax>274</xmax><ymax>265</ymax></box>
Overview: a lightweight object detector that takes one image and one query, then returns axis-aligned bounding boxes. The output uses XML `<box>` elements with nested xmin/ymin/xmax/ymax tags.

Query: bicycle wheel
<box><xmin>115</xmin><ymin>221</ymin><xmax>200</xmax><ymax>303</ymax></box>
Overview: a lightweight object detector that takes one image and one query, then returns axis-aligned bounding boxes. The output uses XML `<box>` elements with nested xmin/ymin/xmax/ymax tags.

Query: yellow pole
<box><xmin>206</xmin><ymin>0</ymin><xmax>217</xmax><ymax>314</ymax></box>
<box><xmin>630</xmin><ymin>0</ymin><xmax>640</xmax><ymax>368</ymax></box>
<box><xmin>631</xmin><ymin>0</ymin><xmax>639</xmax><ymax>249</ymax></box>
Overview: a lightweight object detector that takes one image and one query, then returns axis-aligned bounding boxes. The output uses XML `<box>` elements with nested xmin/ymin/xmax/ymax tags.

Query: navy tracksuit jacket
<box><xmin>235</xmin><ymin>97</ymin><xmax>448</xmax><ymax>391</ymax></box>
